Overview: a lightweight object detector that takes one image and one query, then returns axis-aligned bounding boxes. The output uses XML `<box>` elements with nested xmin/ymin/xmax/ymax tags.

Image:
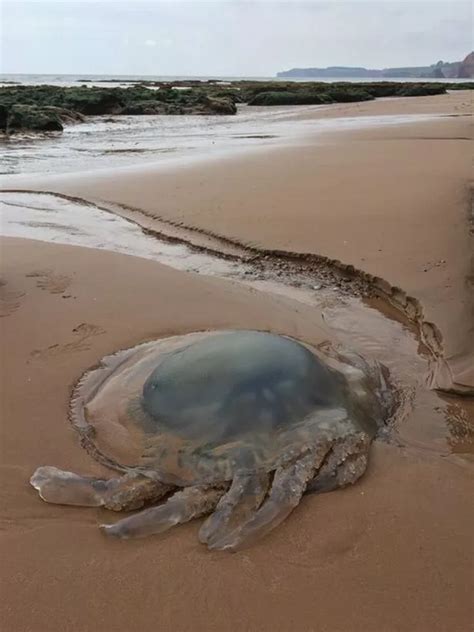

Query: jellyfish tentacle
<box><xmin>199</xmin><ymin>470</ymin><xmax>269</xmax><ymax>548</ymax></box>
<box><xmin>307</xmin><ymin>432</ymin><xmax>370</xmax><ymax>493</ymax></box>
<box><xmin>101</xmin><ymin>473</ymin><xmax>173</xmax><ymax>511</ymax></box>
<box><xmin>31</xmin><ymin>466</ymin><xmax>122</xmax><ymax>508</ymax></box>
<box><xmin>101</xmin><ymin>484</ymin><xmax>227</xmax><ymax>539</ymax></box>
<box><xmin>210</xmin><ymin>442</ymin><xmax>332</xmax><ymax>551</ymax></box>
<box><xmin>30</xmin><ymin>466</ymin><xmax>171</xmax><ymax>511</ymax></box>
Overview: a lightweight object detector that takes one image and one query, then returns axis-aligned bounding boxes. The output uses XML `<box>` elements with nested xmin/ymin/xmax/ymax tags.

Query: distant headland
<box><xmin>277</xmin><ymin>52</ymin><xmax>474</xmax><ymax>79</ymax></box>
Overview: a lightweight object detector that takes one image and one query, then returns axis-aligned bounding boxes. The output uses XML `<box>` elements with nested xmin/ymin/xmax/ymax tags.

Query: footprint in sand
<box><xmin>30</xmin><ymin>323</ymin><xmax>106</xmax><ymax>360</ymax></box>
<box><xmin>26</xmin><ymin>269</ymin><xmax>71</xmax><ymax>295</ymax></box>
<box><xmin>0</xmin><ymin>279</ymin><xmax>25</xmax><ymax>318</ymax></box>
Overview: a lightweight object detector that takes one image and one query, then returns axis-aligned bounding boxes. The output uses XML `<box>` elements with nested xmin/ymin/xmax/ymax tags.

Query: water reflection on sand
<box><xmin>0</xmin><ymin>107</ymin><xmax>438</xmax><ymax>176</ymax></box>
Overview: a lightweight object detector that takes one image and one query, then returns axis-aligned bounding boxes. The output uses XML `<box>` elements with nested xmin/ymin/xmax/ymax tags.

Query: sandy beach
<box><xmin>1</xmin><ymin>91</ymin><xmax>473</xmax><ymax>631</ymax></box>
<box><xmin>4</xmin><ymin>91</ymin><xmax>473</xmax><ymax>392</ymax></box>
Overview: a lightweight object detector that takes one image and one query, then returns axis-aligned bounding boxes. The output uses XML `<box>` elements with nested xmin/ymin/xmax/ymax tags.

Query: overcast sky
<box><xmin>1</xmin><ymin>1</ymin><xmax>471</xmax><ymax>77</ymax></box>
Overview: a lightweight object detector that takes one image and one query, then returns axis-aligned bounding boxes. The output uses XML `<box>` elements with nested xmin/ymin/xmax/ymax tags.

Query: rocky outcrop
<box><xmin>0</xmin><ymin>85</ymin><xmax>238</xmax><ymax>131</ymax></box>
<box><xmin>0</xmin><ymin>79</ymin><xmax>467</xmax><ymax>133</ymax></box>
<box><xmin>120</xmin><ymin>101</ymin><xmax>169</xmax><ymax>115</ymax></box>
<box><xmin>63</xmin><ymin>89</ymin><xmax>124</xmax><ymax>115</ymax></box>
<box><xmin>6</xmin><ymin>105</ymin><xmax>64</xmax><ymax>133</ymax></box>
<box><xmin>200</xmin><ymin>96</ymin><xmax>236</xmax><ymax>115</ymax></box>
<box><xmin>248</xmin><ymin>84</ymin><xmax>445</xmax><ymax>106</ymax></box>
<box><xmin>458</xmin><ymin>52</ymin><xmax>474</xmax><ymax>78</ymax></box>
<box><xmin>0</xmin><ymin>104</ymin><xmax>8</xmax><ymax>131</ymax></box>
<box><xmin>249</xmin><ymin>91</ymin><xmax>332</xmax><ymax>106</ymax></box>
<box><xmin>395</xmin><ymin>84</ymin><xmax>447</xmax><ymax>97</ymax></box>
<box><xmin>3</xmin><ymin>104</ymin><xmax>85</xmax><ymax>134</ymax></box>
<box><xmin>120</xmin><ymin>95</ymin><xmax>236</xmax><ymax>116</ymax></box>
<box><xmin>46</xmin><ymin>107</ymin><xmax>86</xmax><ymax>125</ymax></box>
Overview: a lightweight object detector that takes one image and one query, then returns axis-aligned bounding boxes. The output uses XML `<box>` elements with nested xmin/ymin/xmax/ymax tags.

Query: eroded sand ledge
<box><xmin>4</xmin><ymin>92</ymin><xmax>472</xmax><ymax>394</ymax></box>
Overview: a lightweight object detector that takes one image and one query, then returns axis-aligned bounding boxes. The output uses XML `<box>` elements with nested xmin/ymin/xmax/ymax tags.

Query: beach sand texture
<box><xmin>7</xmin><ymin>91</ymin><xmax>472</xmax><ymax>393</ymax></box>
<box><xmin>1</xmin><ymin>91</ymin><xmax>473</xmax><ymax>631</ymax></box>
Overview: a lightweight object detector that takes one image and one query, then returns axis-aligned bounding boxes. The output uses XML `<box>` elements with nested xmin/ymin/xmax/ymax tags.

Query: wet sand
<box><xmin>1</xmin><ymin>237</ymin><xmax>473</xmax><ymax>632</ymax></box>
<box><xmin>3</xmin><ymin>91</ymin><xmax>472</xmax><ymax>393</ymax></box>
<box><xmin>1</xmin><ymin>91</ymin><xmax>473</xmax><ymax>631</ymax></box>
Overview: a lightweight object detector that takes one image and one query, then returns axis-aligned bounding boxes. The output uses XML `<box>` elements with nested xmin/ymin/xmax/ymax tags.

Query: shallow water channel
<box><xmin>0</xmin><ymin>109</ymin><xmax>439</xmax><ymax>176</ymax></box>
<box><xmin>1</xmin><ymin>190</ymin><xmax>472</xmax><ymax>458</ymax></box>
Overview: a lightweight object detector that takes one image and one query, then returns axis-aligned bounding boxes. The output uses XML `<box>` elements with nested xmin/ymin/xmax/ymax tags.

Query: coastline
<box><xmin>1</xmin><ymin>90</ymin><xmax>473</xmax><ymax>631</ymax></box>
<box><xmin>3</xmin><ymin>91</ymin><xmax>472</xmax><ymax>394</ymax></box>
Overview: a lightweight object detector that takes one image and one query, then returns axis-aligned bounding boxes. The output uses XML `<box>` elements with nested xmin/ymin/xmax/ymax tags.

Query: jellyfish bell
<box><xmin>31</xmin><ymin>330</ymin><xmax>394</xmax><ymax>550</ymax></box>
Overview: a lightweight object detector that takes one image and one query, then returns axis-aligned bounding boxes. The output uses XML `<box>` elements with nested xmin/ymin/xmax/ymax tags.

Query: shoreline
<box><xmin>1</xmin><ymin>90</ymin><xmax>473</xmax><ymax>631</ymax></box>
<box><xmin>2</xmin><ymin>92</ymin><xmax>472</xmax><ymax>394</ymax></box>
<box><xmin>1</xmin><ymin>236</ymin><xmax>473</xmax><ymax>632</ymax></box>
<box><xmin>0</xmin><ymin>186</ymin><xmax>466</xmax><ymax>397</ymax></box>
<box><xmin>1</xmin><ymin>90</ymin><xmax>471</xmax><ymax>177</ymax></box>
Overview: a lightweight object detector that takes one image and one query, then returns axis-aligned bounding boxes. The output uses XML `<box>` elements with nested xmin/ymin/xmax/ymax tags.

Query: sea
<box><xmin>0</xmin><ymin>73</ymin><xmax>470</xmax><ymax>87</ymax></box>
<box><xmin>0</xmin><ymin>73</ymin><xmax>468</xmax><ymax>177</ymax></box>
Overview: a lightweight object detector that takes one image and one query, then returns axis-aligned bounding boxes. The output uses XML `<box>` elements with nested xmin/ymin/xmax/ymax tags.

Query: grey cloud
<box><xmin>1</xmin><ymin>1</ymin><xmax>471</xmax><ymax>76</ymax></box>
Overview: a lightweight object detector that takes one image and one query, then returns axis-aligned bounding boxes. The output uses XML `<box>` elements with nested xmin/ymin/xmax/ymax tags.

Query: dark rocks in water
<box><xmin>3</xmin><ymin>104</ymin><xmax>85</xmax><ymax>134</ymax></box>
<box><xmin>395</xmin><ymin>84</ymin><xmax>447</xmax><ymax>97</ymax></box>
<box><xmin>0</xmin><ymin>79</ymin><xmax>469</xmax><ymax>133</ymax></box>
<box><xmin>6</xmin><ymin>104</ymin><xmax>64</xmax><ymax>133</ymax></box>
<box><xmin>120</xmin><ymin>95</ymin><xmax>236</xmax><ymax>116</ymax></box>
<box><xmin>246</xmin><ymin>82</ymin><xmax>448</xmax><ymax>107</ymax></box>
<box><xmin>360</xmin><ymin>83</ymin><xmax>446</xmax><ymax>98</ymax></box>
<box><xmin>201</xmin><ymin>96</ymin><xmax>237</xmax><ymax>115</ymax></box>
<box><xmin>46</xmin><ymin>106</ymin><xmax>86</xmax><ymax>125</ymax></box>
<box><xmin>120</xmin><ymin>100</ymin><xmax>169</xmax><ymax>115</ymax></box>
<box><xmin>0</xmin><ymin>85</ymin><xmax>237</xmax><ymax>132</ymax></box>
<box><xmin>62</xmin><ymin>88</ymin><xmax>124</xmax><ymax>115</ymax></box>
<box><xmin>249</xmin><ymin>91</ymin><xmax>332</xmax><ymax>106</ymax></box>
<box><xmin>322</xmin><ymin>88</ymin><xmax>374</xmax><ymax>103</ymax></box>
<box><xmin>160</xmin><ymin>91</ymin><xmax>236</xmax><ymax>116</ymax></box>
<box><xmin>0</xmin><ymin>104</ymin><xmax>8</xmax><ymax>131</ymax></box>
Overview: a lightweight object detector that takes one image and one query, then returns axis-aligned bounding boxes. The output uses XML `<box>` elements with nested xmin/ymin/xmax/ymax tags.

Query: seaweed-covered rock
<box><xmin>0</xmin><ymin>104</ymin><xmax>8</xmax><ymax>131</ymax></box>
<box><xmin>200</xmin><ymin>96</ymin><xmax>236</xmax><ymax>115</ymax></box>
<box><xmin>324</xmin><ymin>88</ymin><xmax>374</xmax><ymax>102</ymax></box>
<box><xmin>249</xmin><ymin>91</ymin><xmax>331</xmax><ymax>106</ymax></box>
<box><xmin>63</xmin><ymin>88</ymin><xmax>124</xmax><ymax>114</ymax></box>
<box><xmin>248</xmin><ymin>87</ymin><xmax>374</xmax><ymax>106</ymax></box>
<box><xmin>395</xmin><ymin>84</ymin><xmax>446</xmax><ymax>97</ymax></box>
<box><xmin>120</xmin><ymin>100</ymin><xmax>169</xmax><ymax>115</ymax></box>
<box><xmin>240</xmin><ymin>82</ymin><xmax>298</xmax><ymax>102</ymax></box>
<box><xmin>0</xmin><ymin>80</ymin><xmax>464</xmax><ymax>132</ymax></box>
<box><xmin>6</xmin><ymin>104</ymin><xmax>64</xmax><ymax>133</ymax></box>
<box><xmin>2</xmin><ymin>104</ymin><xmax>85</xmax><ymax>134</ymax></box>
<box><xmin>44</xmin><ymin>106</ymin><xmax>86</xmax><ymax>124</ymax></box>
<box><xmin>119</xmin><ymin>95</ymin><xmax>235</xmax><ymax>116</ymax></box>
<box><xmin>354</xmin><ymin>82</ymin><xmax>447</xmax><ymax>99</ymax></box>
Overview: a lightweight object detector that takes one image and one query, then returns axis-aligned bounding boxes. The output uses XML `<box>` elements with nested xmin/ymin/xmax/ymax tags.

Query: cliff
<box><xmin>277</xmin><ymin>54</ymin><xmax>473</xmax><ymax>79</ymax></box>
<box><xmin>458</xmin><ymin>52</ymin><xmax>474</xmax><ymax>78</ymax></box>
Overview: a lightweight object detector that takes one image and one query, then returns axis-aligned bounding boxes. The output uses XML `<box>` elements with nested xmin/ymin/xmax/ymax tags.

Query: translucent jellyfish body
<box><xmin>31</xmin><ymin>330</ymin><xmax>393</xmax><ymax>550</ymax></box>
